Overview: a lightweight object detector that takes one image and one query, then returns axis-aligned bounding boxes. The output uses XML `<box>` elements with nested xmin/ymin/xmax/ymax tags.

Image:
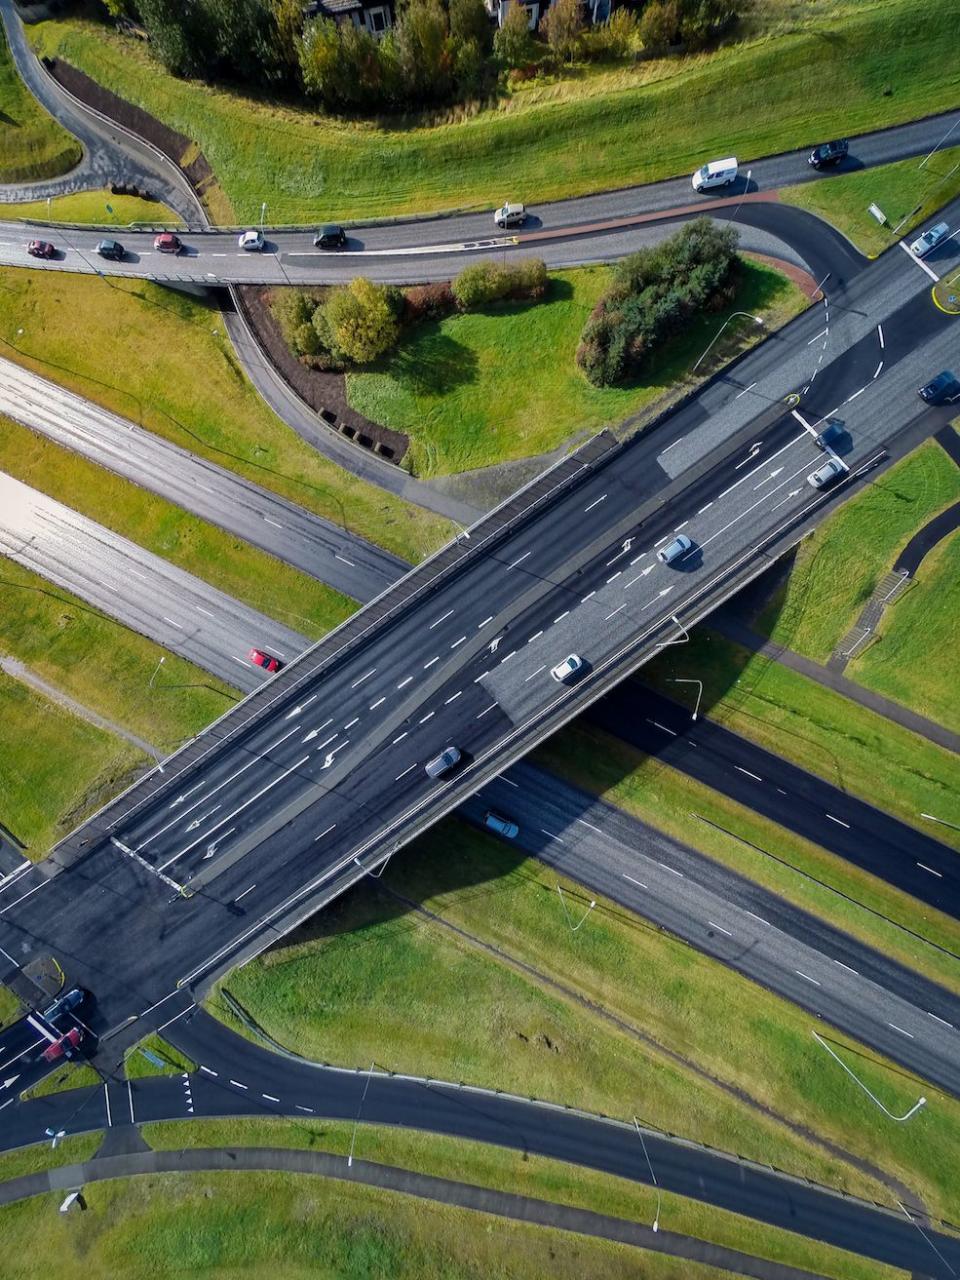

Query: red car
<box><xmin>41</xmin><ymin>1026</ymin><xmax>82</xmax><ymax>1063</ymax></box>
<box><xmin>27</xmin><ymin>239</ymin><xmax>56</xmax><ymax>259</ymax></box>
<box><xmin>154</xmin><ymin>232</ymin><xmax>183</xmax><ymax>254</ymax></box>
<box><xmin>249</xmin><ymin>648</ymin><xmax>282</xmax><ymax>673</ymax></box>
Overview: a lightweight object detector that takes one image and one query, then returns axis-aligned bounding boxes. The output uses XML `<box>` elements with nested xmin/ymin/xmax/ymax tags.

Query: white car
<box><xmin>494</xmin><ymin>202</ymin><xmax>527</xmax><ymax>229</ymax></box>
<box><xmin>657</xmin><ymin>533</ymin><xmax>693</xmax><ymax>565</ymax></box>
<box><xmin>909</xmin><ymin>221</ymin><xmax>949</xmax><ymax>258</ymax></box>
<box><xmin>238</xmin><ymin>229</ymin><xmax>265</xmax><ymax>251</ymax></box>
<box><xmin>807</xmin><ymin>457</ymin><xmax>848</xmax><ymax>489</ymax></box>
<box><xmin>550</xmin><ymin>654</ymin><xmax>585</xmax><ymax>684</ymax></box>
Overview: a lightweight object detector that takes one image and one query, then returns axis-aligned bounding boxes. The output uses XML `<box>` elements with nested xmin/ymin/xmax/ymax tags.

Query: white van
<box><xmin>692</xmin><ymin>158</ymin><xmax>738</xmax><ymax>193</ymax></box>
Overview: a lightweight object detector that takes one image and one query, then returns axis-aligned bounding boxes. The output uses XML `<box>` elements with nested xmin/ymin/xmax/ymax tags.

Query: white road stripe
<box><xmin>708</xmin><ymin>921</ymin><xmax>732</xmax><ymax>937</ymax></box>
<box><xmin>351</xmin><ymin>669</ymin><xmax>376</xmax><ymax>689</ymax></box>
<box><xmin>917</xmin><ymin>863</ymin><xmax>943</xmax><ymax>877</ymax></box>
<box><xmin>795</xmin><ymin>970</ymin><xmax>821</xmax><ymax>986</ymax></box>
<box><xmin>622</xmin><ymin>873</ymin><xmax>647</xmax><ymax>888</ymax></box>
<box><xmin>825</xmin><ymin>814</ymin><xmax>850</xmax><ymax>828</ymax></box>
<box><xmin>314</xmin><ymin>824</ymin><xmax>336</xmax><ymax>842</ymax></box>
<box><xmin>424</xmin><ymin>656</ymin><xmax>439</xmax><ymax>668</ymax></box>
<box><xmin>395</xmin><ymin>764</ymin><xmax>417</xmax><ymax>780</ymax></box>
<box><xmin>444</xmin><ymin>691</ymin><xmax>462</xmax><ymax>705</ymax></box>
<box><xmin>524</xmin><ymin>666</ymin><xmax>546</xmax><ymax>682</ymax></box>
<box><xmin>899</xmin><ymin>239</ymin><xmax>940</xmax><ymax>281</ymax></box>
<box><xmin>888</xmin><ymin>1022</ymin><xmax>914</xmax><ymax>1039</ymax></box>
<box><xmin>735</xmin><ymin>766</ymin><xmax>762</xmax><ymax>782</ymax></box>
<box><xmin>429</xmin><ymin>610</ymin><xmax>454</xmax><ymax>629</ymax></box>
<box><xmin>584</xmin><ymin>494</ymin><xmax>607</xmax><ymax>512</ymax></box>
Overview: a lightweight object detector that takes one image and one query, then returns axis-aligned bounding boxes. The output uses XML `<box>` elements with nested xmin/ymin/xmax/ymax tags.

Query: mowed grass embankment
<box><xmin>0</xmin><ymin>417</ymin><xmax>356</xmax><ymax>640</ymax></box>
<box><xmin>757</xmin><ymin>439</ymin><xmax>960</xmax><ymax>660</ymax></box>
<box><xmin>0</xmin><ymin>268</ymin><xmax>452</xmax><ymax>562</ymax></box>
<box><xmin>20</xmin><ymin>1060</ymin><xmax>100</xmax><ymax>1100</ymax></box>
<box><xmin>852</xmin><ymin>529</ymin><xmax>960</xmax><ymax>732</ymax></box>
<box><xmin>348</xmin><ymin>260</ymin><xmax>805</xmax><ymax>477</ymax></box>
<box><xmin>782</xmin><ymin>145</ymin><xmax>960</xmax><ymax>256</ymax></box>
<box><xmin>0</xmin><ymin>1134</ymin><xmax>101</xmax><ymax>1185</ymax></box>
<box><xmin>143</xmin><ymin>1119</ymin><xmax>900</xmax><ymax>1280</ymax></box>
<box><xmin>0</xmin><ymin>557</ymin><xmax>238</xmax><ymax>751</ymax></box>
<box><xmin>28</xmin><ymin>0</ymin><xmax>960</xmax><ymax>222</ymax></box>
<box><xmin>0</xmin><ymin>190</ymin><xmax>181</xmax><ymax>225</ymax></box>
<box><xmin>124</xmin><ymin>1034</ymin><xmax>197</xmax><ymax>1080</ymax></box>
<box><xmin>640</xmin><ymin>629</ymin><xmax>960</xmax><ymax>848</ymax></box>
<box><xmin>0</xmin><ymin>1171</ymin><xmax>744</xmax><ymax>1280</ymax></box>
<box><xmin>215</xmin><ymin>820</ymin><xmax>960</xmax><ymax>1219</ymax></box>
<box><xmin>0</xmin><ymin>26</ymin><xmax>80</xmax><ymax>184</ymax></box>
<box><xmin>0</xmin><ymin>670</ymin><xmax>144</xmax><ymax>856</ymax></box>
<box><xmin>535</xmin><ymin>722</ymin><xmax>960</xmax><ymax>998</ymax></box>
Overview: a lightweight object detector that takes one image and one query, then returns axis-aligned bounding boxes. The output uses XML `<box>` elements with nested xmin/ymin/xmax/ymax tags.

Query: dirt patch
<box><xmin>235</xmin><ymin>285</ymin><xmax>408</xmax><ymax>465</ymax></box>
<box><xmin>43</xmin><ymin>57</ymin><xmax>228</xmax><ymax>218</ymax></box>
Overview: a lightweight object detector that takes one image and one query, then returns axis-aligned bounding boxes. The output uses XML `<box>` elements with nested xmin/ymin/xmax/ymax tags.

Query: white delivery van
<box><xmin>692</xmin><ymin>158</ymin><xmax>738</xmax><ymax>192</ymax></box>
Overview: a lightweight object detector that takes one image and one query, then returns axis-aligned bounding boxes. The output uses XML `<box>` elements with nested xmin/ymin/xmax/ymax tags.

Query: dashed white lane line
<box><xmin>500</xmin><ymin>650</ymin><xmax>517</xmax><ymax>663</ymax></box>
<box><xmin>424</xmin><ymin>656</ymin><xmax>440</xmax><ymax>669</ymax></box>
<box><xmin>230</xmin><ymin>1079</ymin><xmax>248</xmax><ymax>1089</ymax></box>
<box><xmin>606</xmin><ymin>572</ymin><xmax>622</xmax><ymax>584</ymax></box>
<box><xmin>314</xmin><ymin>824</ymin><xmax>336</xmax><ymax>842</ymax></box>
<box><xmin>605</xmin><ymin>604</ymin><xmax>627</xmax><ymax>620</ymax></box>
<box><xmin>528</xmin><ymin>631</ymin><xmax>543</xmax><ymax>643</ymax></box>
<box><xmin>735</xmin><ymin>766</ymin><xmax>762</xmax><ymax>782</ymax></box>
<box><xmin>888</xmin><ymin>1022</ymin><xmax>914</xmax><ymax>1039</ymax></box>
<box><xmin>524</xmin><ymin>665</ymin><xmax>547</xmax><ymax>682</ymax></box>
<box><xmin>899</xmin><ymin>239</ymin><xmax>940</xmax><ymax>281</ymax></box>
<box><xmin>473</xmin><ymin>671</ymin><xmax>490</xmax><ymax>683</ymax></box>
<box><xmin>478</xmin><ymin>616</ymin><xmax>494</xmax><ymax>628</ymax></box>
<box><xmin>846</xmin><ymin>387</ymin><xmax>865</xmax><ymax>403</ymax></box>
<box><xmin>654</xmin><ymin>535</ymin><xmax>669</xmax><ymax>547</ymax></box>
<box><xmin>233</xmin><ymin>883</ymin><xmax>257</xmax><ymax>904</ymax></box>
<box><xmin>344</xmin><ymin>717</ymin><xmax>359</xmax><ymax>729</ymax></box>
<box><xmin>735</xmin><ymin>382</ymin><xmax>757</xmax><ymax>399</ymax></box>
<box><xmin>577</xmin><ymin>819</ymin><xmax>602</xmax><ymax>833</ymax></box>
<box><xmin>263</xmin><ymin>517</ymin><xmax>283</xmax><ymax>528</ymax></box>
<box><xmin>658</xmin><ymin>862</ymin><xmax>683</xmax><ymax>877</ymax></box>
<box><xmin>647</xmin><ymin>719</ymin><xmax>676</xmax><ymax>736</ymax></box>
<box><xmin>162</xmin><ymin>616</ymin><xmax>182</xmax><ymax>629</ymax></box>
<box><xmin>351</xmin><ymin>669</ymin><xmax>376</xmax><ymax>689</ymax></box>
<box><xmin>196</xmin><ymin>606</ymin><xmax>215</xmax><ymax>617</ymax></box>
<box><xmin>918</xmin><ymin>862</ymin><xmax>943</xmax><ymax>878</ymax></box>
<box><xmin>262</xmin><ymin>1093</ymin><xmax>280</xmax><ymax>1102</ymax></box>
<box><xmin>807</xmin><ymin>327</ymin><xmax>828</xmax><ymax>345</ymax></box>
<box><xmin>444</xmin><ymin>691</ymin><xmax>462</xmax><ymax>705</ymax></box>
<box><xmin>877</xmin><ymin>324</ymin><xmax>884</xmax><ymax>349</ymax></box>
<box><xmin>928</xmin><ymin>1012</ymin><xmax>954</xmax><ymax>1028</ymax></box>
<box><xmin>795</xmin><ymin>970</ymin><xmax>821</xmax><ymax>986</ymax></box>
<box><xmin>500</xmin><ymin>776</ymin><xmax>519</xmax><ymax>788</ymax></box>
<box><xmin>507</xmin><ymin>552</ymin><xmax>531</xmax><ymax>570</ymax></box>
<box><xmin>429</xmin><ymin>609</ymin><xmax>454</xmax><ymax>629</ymax></box>
<box><xmin>554</xmin><ymin>611</ymin><xmax>570</xmax><ymax>623</ymax></box>
<box><xmin>873</xmin><ymin>360</ymin><xmax>883</xmax><ymax>379</ymax></box>
<box><xmin>334</xmin><ymin>553</ymin><xmax>355</xmax><ymax>566</ymax></box>
<box><xmin>708</xmin><ymin>921</ymin><xmax>732</xmax><ymax>937</ymax></box>
<box><xmin>392</xmin><ymin>732</ymin><xmax>408</xmax><ymax>745</ymax></box>
<box><xmin>369</xmin><ymin>697</ymin><xmax>386</xmax><ymax>710</ymax></box>
<box><xmin>584</xmin><ymin>493</ymin><xmax>607</xmax><ymax>512</ymax></box>
<box><xmin>200</xmin><ymin>1065</ymin><xmax>218</xmax><ymax>1076</ymax></box>
<box><xmin>296</xmin><ymin>1104</ymin><xmax>314</xmax><ymax>1114</ymax></box>
<box><xmin>697</xmin><ymin>502</ymin><xmax>713</xmax><ymax>515</ymax></box>
<box><xmin>419</xmin><ymin>711</ymin><xmax>435</xmax><ymax>724</ymax></box>
<box><xmin>541</xmin><ymin>829</ymin><xmax>564</xmax><ymax>842</ymax></box>
<box><xmin>451</xmin><ymin>635</ymin><xmax>467</xmax><ymax>648</ymax></box>
<box><xmin>674</xmin><ymin>521</ymin><xmax>688</xmax><ymax>532</ymax></box>
<box><xmin>660</xmin><ymin>437</ymin><xmax>683</xmax><ymax>454</ymax></box>
<box><xmin>395</xmin><ymin>764</ymin><xmax>417</xmax><ymax>781</ymax></box>
<box><xmin>477</xmin><ymin>702</ymin><xmax>498</xmax><ymax>718</ymax></box>
<box><xmin>825</xmin><ymin>814</ymin><xmax>850</xmax><ymax>828</ymax></box>
<box><xmin>397</xmin><ymin>676</ymin><xmax>413</xmax><ymax>689</ymax></box>
<box><xmin>623</xmin><ymin>872</ymin><xmax>648</xmax><ymax>889</ymax></box>
<box><xmin>743</xmin><ymin>911</ymin><xmax>769</xmax><ymax>926</ymax></box>
<box><xmin>834</xmin><ymin>960</ymin><xmax>858</xmax><ymax>976</ymax></box>
<box><xmin>581</xmin><ymin>591</ymin><xmax>596</xmax><ymax>603</ymax></box>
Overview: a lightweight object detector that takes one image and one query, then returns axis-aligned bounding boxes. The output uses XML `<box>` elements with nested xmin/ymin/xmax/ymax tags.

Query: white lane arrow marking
<box><xmin>2</xmin><ymin>1075</ymin><xmax>20</xmax><ymax>1089</ymax></box>
<box><xmin>170</xmin><ymin>782</ymin><xmax>205</xmax><ymax>808</ymax></box>
<box><xmin>658</xmin><ymin>586</ymin><xmax>674</xmax><ymax>596</ymax></box>
<box><xmin>319</xmin><ymin>740</ymin><xmax>350</xmax><ymax>770</ymax></box>
<box><xmin>186</xmin><ymin>806</ymin><xmax>221</xmax><ymax>832</ymax></box>
<box><xmin>203</xmin><ymin>828</ymin><xmax>235</xmax><ymax>859</ymax></box>
<box><xmin>489</xmin><ymin>635</ymin><xmax>503</xmax><ymax>653</ymax></box>
<box><xmin>285</xmin><ymin>695</ymin><xmax>318</xmax><ymax>721</ymax></box>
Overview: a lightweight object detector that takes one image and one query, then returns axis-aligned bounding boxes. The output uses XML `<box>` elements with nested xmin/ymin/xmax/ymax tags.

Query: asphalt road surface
<box><xmin>3</xmin><ymin>1013</ymin><xmax>960</xmax><ymax>1278</ymax></box>
<box><xmin>0</xmin><ymin>356</ymin><xmax>405</xmax><ymax>604</ymax></box>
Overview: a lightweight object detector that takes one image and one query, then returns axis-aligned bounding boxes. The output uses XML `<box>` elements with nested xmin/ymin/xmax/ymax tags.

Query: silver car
<box><xmin>910</xmin><ymin>221</ymin><xmax>949</xmax><ymax>258</ymax></box>
<box><xmin>657</xmin><ymin>533</ymin><xmax>693</xmax><ymax>565</ymax></box>
<box><xmin>550</xmin><ymin>653</ymin><xmax>584</xmax><ymax>683</ymax></box>
<box><xmin>807</xmin><ymin>457</ymin><xmax>848</xmax><ymax>489</ymax></box>
<box><xmin>494</xmin><ymin>202</ymin><xmax>526</xmax><ymax>229</ymax></box>
<box><xmin>425</xmin><ymin>746</ymin><xmax>461</xmax><ymax>779</ymax></box>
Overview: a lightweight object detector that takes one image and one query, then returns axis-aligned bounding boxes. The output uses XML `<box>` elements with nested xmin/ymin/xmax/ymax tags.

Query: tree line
<box><xmin>100</xmin><ymin>0</ymin><xmax>743</xmax><ymax>114</ymax></box>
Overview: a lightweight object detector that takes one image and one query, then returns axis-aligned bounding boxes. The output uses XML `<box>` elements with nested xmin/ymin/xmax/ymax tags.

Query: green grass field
<box><xmin>28</xmin><ymin>1</ymin><xmax>960</xmax><ymax>222</ymax></box>
<box><xmin>348</xmin><ymin>261</ymin><xmax>805</xmax><ymax>477</ymax></box>
<box><xmin>0</xmin><ymin>27</ymin><xmax>80</xmax><ymax>184</ymax></box>
<box><xmin>142</xmin><ymin>1119</ymin><xmax>900</xmax><ymax>1280</ymax></box>
<box><xmin>0</xmin><ymin>671</ymin><xmax>144</xmax><ymax>856</ymax></box>
<box><xmin>0</xmin><ymin>1134</ymin><xmax>101</xmax><ymax>1185</ymax></box>
<box><xmin>0</xmin><ymin>268</ymin><xmax>451</xmax><ymax>562</ymax></box>
<box><xmin>0</xmin><ymin>983</ymin><xmax>21</xmax><ymax>1029</ymax></box>
<box><xmin>757</xmin><ymin>439</ymin><xmax>960</xmax><ymax>660</ymax></box>
<box><xmin>782</xmin><ymin>145</ymin><xmax>960</xmax><ymax>256</ymax></box>
<box><xmin>124</xmin><ymin>1034</ymin><xmax>197</xmax><ymax>1080</ymax></box>
<box><xmin>852</xmin><ymin>530</ymin><xmax>960</xmax><ymax>731</ymax></box>
<box><xmin>641</xmin><ymin>629</ymin><xmax>960</xmax><ymax>849</ymax></box>
<box><xmin>0</xmin><ymin>417</ymin><xmax>356</xmax><ymax>640</ymax></box>
<box><xmin>216</xmin><ymin>820</ymin><xmax>960</xmax><ymax>1219</ymax></box>
<box><xmin>536</xmin><ymin>722</ymin><xmax>960</xmax><ymax>998</ymax></box>
<box><xmin>0</xmin><ymin>556</ymin><xmax>238</xmax><ymax>751</ymax></box>
<box><xmin>0</xmin><ymin>190</ymin><xmax>180</xmax><ymax>226</ymax></box>
<box><xmin>20</xmin><ymin>1060</ymin><xmax>100</xmax><ymax>1100</ymax></box>
<box><xmin>0</xmin><ymin>1171</ymin><xmax>747</xmax><ymax>1280</ymax></box>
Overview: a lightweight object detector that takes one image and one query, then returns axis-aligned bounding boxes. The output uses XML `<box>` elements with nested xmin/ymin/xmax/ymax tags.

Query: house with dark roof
<box><xmin>304</xmin><ymin>0</ymin><xmax>395</xmax><ymax>37</ymax></box>
<box><xmin>485</xmin><ymin>0</ymin><xmax>614</xmax><ymax>29</ymax></box>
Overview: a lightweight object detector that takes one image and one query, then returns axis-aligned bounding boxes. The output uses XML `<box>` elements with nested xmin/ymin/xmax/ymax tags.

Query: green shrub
<box><xmin>323</xmin><ymin>277</ymin><xmax>400</xmax><ymax>364</ymax></box>
<box><xmin>452</xmin><ymin>258</ymin><xmax>548</xmax><ymax>309</ymax></box>
<box><xmin>271</xmin><ymin>287</ymin><xmax>316</xmax><ymax>351</ymax></box>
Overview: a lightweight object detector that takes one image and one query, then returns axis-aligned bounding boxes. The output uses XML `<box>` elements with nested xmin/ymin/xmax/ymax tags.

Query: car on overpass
<box><xmin>238</xmin><ymin>229</ymin><xmax>265</xmax><ymax>251</ymax></box>
<box><xmin>313</xmin><ymin>225</ymin><xmax>346</xmax><ymax>249</ymax></box>
<box><xmin>96</xmin><ymin>239</ymin><xmax>125</xmax><ymax>261</ymax></box>
<box><xmin>154</xmin><ymin>232</ymin><xmax>183</xmax><ymax>255</ymax></box>
<box><xmin>918</xmin><ymin>370</ymin><xmax>960</xmax><ymax>405</ymax></box>
<box><xmin>425</xmin><ymin>746</ymin><xmax>462</xmax><ymax>779</ymax></box>
<box><xmin>550</xmin><ymin>654</ymin><xmax>585</xmax><ymax>684</ymax></box>
<box><xmin>657</xmin><ymin>533</ymin><xmax>693</xmax><ymax>565</ymax></box>
<box><xmin>26</xmin><ymin>239</ymin><xmax>56</xmax><ymax>259</ymax></box>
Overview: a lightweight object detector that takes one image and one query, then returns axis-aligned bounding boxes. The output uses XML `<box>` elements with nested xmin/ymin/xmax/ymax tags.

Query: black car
<box><xmin>918</xmin><ymin>371</ymin><xmax>960</xmax><ymax>405</ymax></box>
<box><xmin>313</xmin><ymin>224</ymin><xmax>346</xmax><ymax>249</ymax></box>
<box><xmin>808</xmin><ymin>139</ymin><xmax>848</xmax><ymax>169</ymax></box>
<box><xmin>40</xmin><ymin>986</ymin><xmax>88</xmax><ymax>1028</ymax></box>
<box><xmin>96</xmin><ymin>238</ymin><xmax>125</xmax><ymax>261</ymax></box>
<box><xmin>814</xmin><ymin>421</ymin><xmax>845</xmax><ymax>451</ymax></box>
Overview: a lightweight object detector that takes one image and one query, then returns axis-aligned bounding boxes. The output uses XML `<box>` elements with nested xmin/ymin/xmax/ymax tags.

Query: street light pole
<box><xmin>260</xmin><ymin>201</ymin><xmax>267</xmax><ymax>233</ymax></box>
<box><xmin>669</xmin><ymin>677</ymin><xmax>703</xmax><ymax>720</ymax></box>
<box><xmin>348</xmin><ymin>1061</ymin><xmax>376</xmax><ymax>1168</ymax></box>
<box><xmin>633</xmin><ymin>1118</ymin><xmax>662</xmax><ymax>1232</ymax></box>
<box><xmin>812</xmin><ymin>1031</ymin><xmax>926</xmax><ymax>1121</ymax></box>
<box><xmin>897</xmin><ymin>1201</ymin><xmax>957</xmax><ymax>1277</ymax></box>
<box><xmin>148</xmin><ymin>655</ymin><xmax>166</xmax><ymax>689</ymax></box>
<box><xmin>920</xmin><ymin>812</ymin><xmax>960</xmax><ymax>833</ymax></box>
<box><xmin>556</xmin><ymin>885</ymin><xmax>595</xmax><ymax>933</ymax></box>
<box><xmin>692</xmin><ymin>313</ymin><xmax>763</xmax><ymax>372</ymax></box>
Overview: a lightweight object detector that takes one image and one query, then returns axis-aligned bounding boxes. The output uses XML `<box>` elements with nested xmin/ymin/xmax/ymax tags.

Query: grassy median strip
<box><xmin>348</xmin><ymin>261</ymin><xmax>805</xmax><ymax>477</ymax></box>
<box><xmin>0</xmin><ymin>27</ymin><xmax>81</xmax><ymax>185</ymax></box>
<box><xmin>0</xmin><ymin>268</ymin><xmax>452</xmax><ymax>562</ymax></box>
<box><xmin>124</xmin><ymin>1034</ymin><xmax>197</xmax><ymax>1081</ymax></box>
<box><xmin>756</xmin><ymin>439</ymin><xmax>960</xmax><ymax>661</ymax></box>
<box><xmin>0</xmin><ymin>1134</ymin><xmax>101</xmax><ymax>1185</ymax></box>
<box><xmin>782</xmin><ymin>145</ymin><xmax>960</xmax><ymax>257</ymax></box>
<box><xmin>0</xmin><ymin>1170</ymin><xmax>742</xmax><ymax>1280</ymax></box>
<box><xmin>642</xmin><ymin>629</ymin><xmax>960</xmax><ymax>850</ymax></box>
<box><xmin>215</xmin><ymin>819</ymin><xmax>960</xmax><ymax>1220</ymax></box>
<box><xmin>0</xmin><ymin>983</ymin><xmax>22</xmax><ymax>1029</ymax></box>
<box><xmin>0</xmin><ymin>556</ymin><xmax>238</xmax><ymax>751</ymax></box>
<box><xmin>143</xmin><ymin>1119</ymin><xmax>900</xmax><ymax>1280</ymax></box>
<box><xmin>538</xmin><ymin>722</ymin><xmax>960</xmax><ymax>996</ymax></box>
<box><xmin>20</xmin><ymin>1061</ymin><xmax>100</xmax><ymax>1101</ymax></box>
<box><xmin>0</xmin><ymin>190</ymin><xmax>180</xmax><ymax>226</ymax></box>
<box><xmin>0</xmin><ymin>416</ymin><xmax>356</xmax><ymax>640</ymax></box>
<box><xmin>852</xmin><ymin>531</ymin><xmax>960</xmax><ymax>734</ymax></box>
<box><xmin>28</xmin><ymin>0</ymin><xmax>960</xmax><ymax>222</ymax></box>
<box><xmin>0</xmin><ymin>671</ymin><xmax>144</xmax><ymax>857</ymax></box>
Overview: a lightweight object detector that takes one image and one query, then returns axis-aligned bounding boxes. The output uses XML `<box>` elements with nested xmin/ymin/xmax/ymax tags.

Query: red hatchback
<box><xmin>27</xmin><ymin>240</ymin><xmax>56</xmax><ymax>258</ymax></box>
<box><xmin>154</xmin><ymin>232</ymin><xmax>183</xmax><ymax>254</ymax></box>
<box><xmin>249</xmin><ymin>648</ymin><xmax>282</xmax><ymax>673</ymax></box>
<box><xmin>41</xmin><ymin>1026</ymin><xmax>82</xmax><ymax>1063</ymax></box>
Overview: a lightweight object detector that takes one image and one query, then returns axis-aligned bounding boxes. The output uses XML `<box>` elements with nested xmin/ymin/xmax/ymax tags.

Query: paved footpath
<box><xmin>0</xmin><ymin>1142</ymin><xmax>831</xmax><ymax>1280</ymax></box>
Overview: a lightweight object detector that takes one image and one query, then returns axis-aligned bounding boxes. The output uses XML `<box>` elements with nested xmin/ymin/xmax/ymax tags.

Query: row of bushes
<box><xmin>576</xmin><ymin>219</ymin><xmax>740</xmax><ymax>386</ymax></box>
<box><xmin>273</xmin><ymin>258</ymin><xmax>548</xmax><ymax>367</ymax></box>
<box><xmin>101</xmin><ymin>0</ymin><xmax>744</xmax><ymax>115</ymax></box>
